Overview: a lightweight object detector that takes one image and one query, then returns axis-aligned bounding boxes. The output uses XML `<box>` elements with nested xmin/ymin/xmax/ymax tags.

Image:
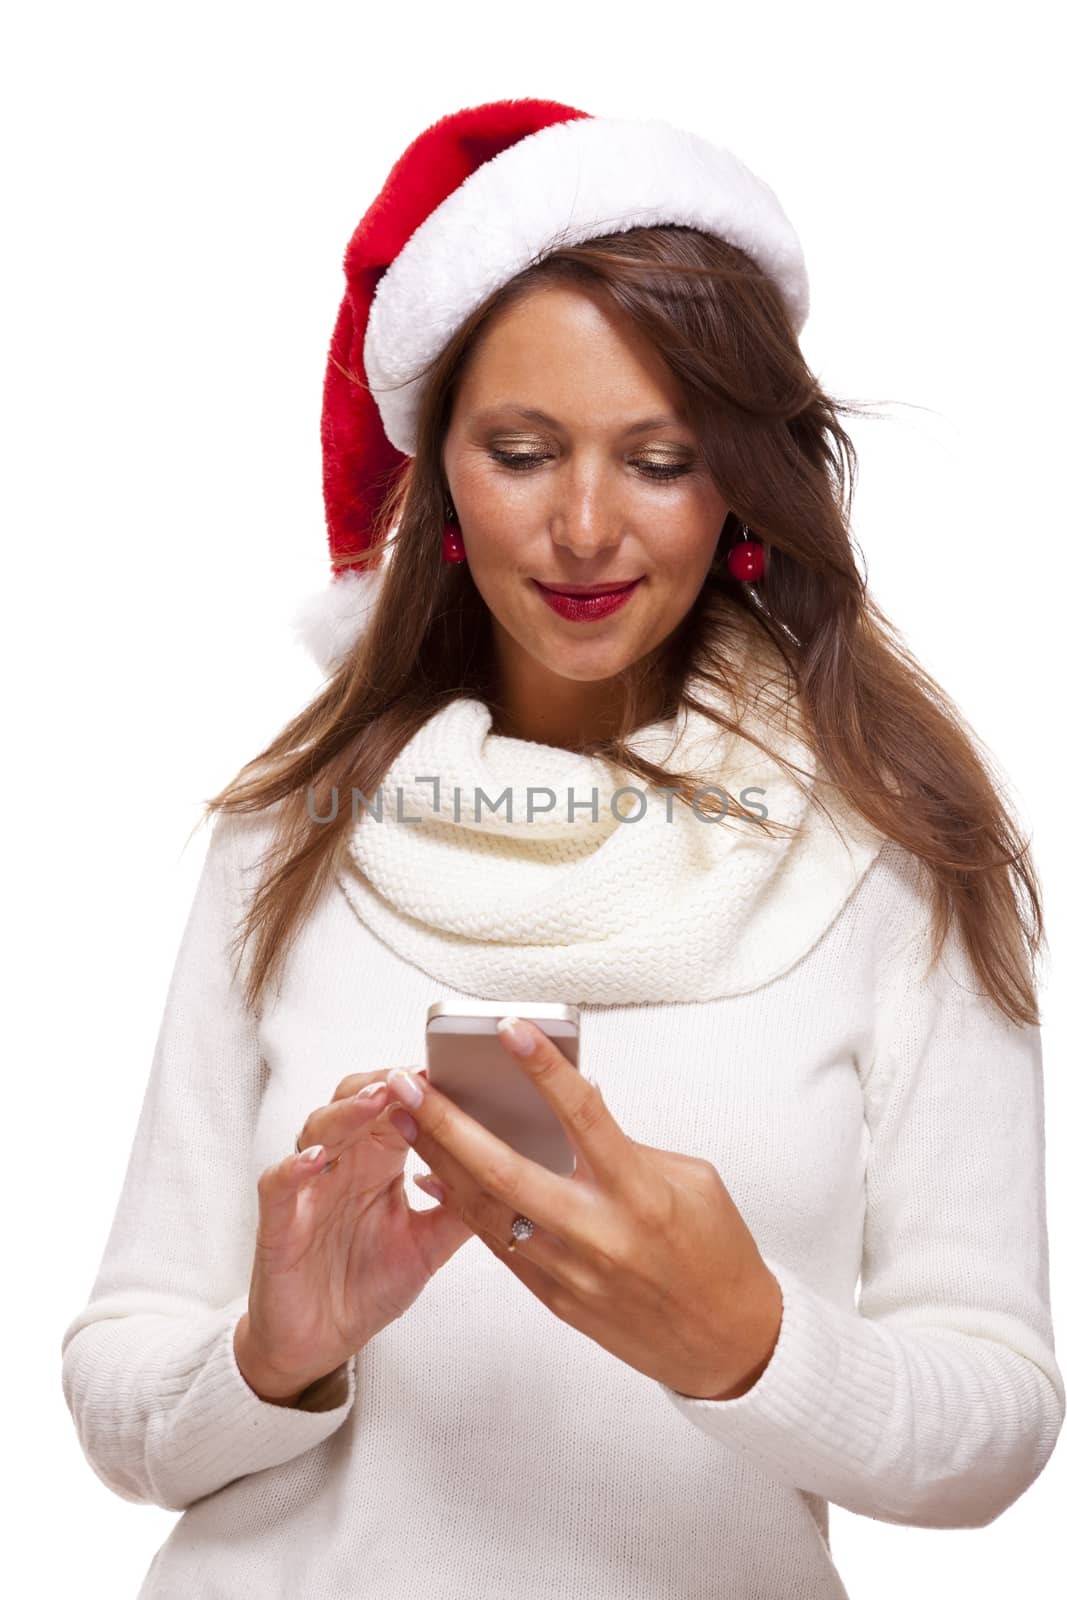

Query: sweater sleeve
<box><xmin>659</xmin><ymin>863</ymin><xmax>1065</xmax><ymax>1529</ymax></box>
<box><xmin>60</xmin><ymin>810</ymin><xmax>357</xmax><ymax>1512</ymax></box>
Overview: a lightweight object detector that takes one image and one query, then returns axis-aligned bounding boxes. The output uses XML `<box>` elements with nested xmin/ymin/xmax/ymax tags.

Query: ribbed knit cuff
<box><xmin>148</xmin><ymin>1308</ymin><xmax>358</xmax><ymax>1507</ymax></box>
<box><xmin>657</xmin><ymin>1259</ymin><xmax>895</xmax><ymax>1498</ymax></box>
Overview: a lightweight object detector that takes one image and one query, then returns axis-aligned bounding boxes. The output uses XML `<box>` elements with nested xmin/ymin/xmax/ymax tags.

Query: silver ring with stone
<box><xmin>507</xmin><ymin>1215</ymin><xmax>535</xmax><ymax>1252</ymax></box>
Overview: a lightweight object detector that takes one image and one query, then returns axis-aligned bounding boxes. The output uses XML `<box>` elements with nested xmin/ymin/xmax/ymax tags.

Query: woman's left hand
<box><xmin>384</xmin><ymin>1018</ymin><xmax>783</xmax><ymax>1400</ymax></box>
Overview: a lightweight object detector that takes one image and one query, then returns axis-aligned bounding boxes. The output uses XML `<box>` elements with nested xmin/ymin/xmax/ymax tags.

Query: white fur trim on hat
<box><xmin>291</xmin><ymin>565</ymin><xmax>387</xmax><ymax>675</ymax></box>
<box><xmin>364</xmin><ymin>114</ymin><xmax>809</xmax><ymax>456</ymax></box>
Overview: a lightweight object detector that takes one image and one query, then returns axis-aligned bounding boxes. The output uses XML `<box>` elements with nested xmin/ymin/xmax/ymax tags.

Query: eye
<box><xmin>489</xmin><ymin>450</ymin><xmax>547</xmax><ymax>473</ymax></box>
<box><xmin>635</xmin><ymin>461</ymin><xmax>693</xmax><ymax>481</ymax></box>
<box><xmin>489</xmin><ymin>449</ymin><xmax>692</xmax><ymax>481</ymax></box>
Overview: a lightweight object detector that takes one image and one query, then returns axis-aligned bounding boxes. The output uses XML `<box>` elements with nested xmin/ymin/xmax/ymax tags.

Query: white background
<box><xmin>7</xmin><ymin>1</ymin><xmax>1063</xmax><ymax>1593</ymax></box>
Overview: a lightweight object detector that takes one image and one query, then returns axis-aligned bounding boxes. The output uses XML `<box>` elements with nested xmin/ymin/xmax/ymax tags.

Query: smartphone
<box><xmin>425</xmin><ymin>1001</ymin><xmax>581</xmax><ymax>1176</ymax></box>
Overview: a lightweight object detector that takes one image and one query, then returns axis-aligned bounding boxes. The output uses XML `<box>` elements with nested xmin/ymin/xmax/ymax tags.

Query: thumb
<box><xmin>412</xmin><ymin>1175</ymin><xmax>477</xmax><ymax>1265</ymax></box>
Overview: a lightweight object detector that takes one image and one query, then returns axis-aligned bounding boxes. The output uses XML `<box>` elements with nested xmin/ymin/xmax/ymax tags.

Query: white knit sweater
<box><xmin>61</xmin><ymin>603</ymin><xmax>1064</xmax><ymax>1598</ymax></box>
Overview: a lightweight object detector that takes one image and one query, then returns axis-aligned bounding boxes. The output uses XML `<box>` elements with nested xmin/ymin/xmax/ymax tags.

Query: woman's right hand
<box><xmin>235</xmin><ymin>1069</ymin><xmax>475</xmax><ymax>1402</ymax></box>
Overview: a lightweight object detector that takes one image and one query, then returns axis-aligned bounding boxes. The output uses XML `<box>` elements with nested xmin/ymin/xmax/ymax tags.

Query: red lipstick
<box><xmin>532</xmin><ymin>577</ymin><xmax>643</xmax><ymax>621</ymax></box>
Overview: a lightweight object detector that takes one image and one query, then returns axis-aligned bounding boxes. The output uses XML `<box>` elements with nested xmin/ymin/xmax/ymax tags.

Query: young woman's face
<box><xmin>441</xmin><ymin>283</ymin><xmax>732</xmax><ymax>737</ymax></box>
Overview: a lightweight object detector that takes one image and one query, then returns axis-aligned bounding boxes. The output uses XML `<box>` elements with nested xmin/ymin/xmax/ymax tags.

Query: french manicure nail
<box><xmin>387</xmin><ymin>1069</ymin><xmax>424</xmax><ymax>1109</ymax></box>
<box><xmin>498</xmin><ymin>1015</ymin><xmax>536</xmax><ymax>1055</ymax></box>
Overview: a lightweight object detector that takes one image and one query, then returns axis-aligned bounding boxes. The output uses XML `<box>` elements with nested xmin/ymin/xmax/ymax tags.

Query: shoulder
<box><xmin>842</xmin><ymin>836</ymin><xmax>942</xmax><ymax>979</ymax></box>
<box><xmin>860</xmin><ymin>838</ymin><xmax>936</xmax><ymax>924</ymax></box>
<box><xmin>203</xmin><ymin>800</ymin><xmax>289</xmax><ymax>905</ymax></box>
<box><xmin>856</xmin><ymin>839</ymin><xmax>1008</xmax><ymax>1025</ymax></box>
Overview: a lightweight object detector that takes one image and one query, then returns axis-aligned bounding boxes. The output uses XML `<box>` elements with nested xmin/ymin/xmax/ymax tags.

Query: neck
<box><xmin>486</xmin><ymin>638</ymin><xmax>669</xmax><ymax>753</ymax></box>
<box><xmin>487</xmin><ymin>696</ymin><xmax>623</xmax><ymax>753</ymax></box>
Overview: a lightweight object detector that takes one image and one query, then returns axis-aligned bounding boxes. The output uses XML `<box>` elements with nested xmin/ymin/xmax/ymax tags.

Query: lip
<box><xmin>535</xmin><ymin>580</ymin><xmax>644</xmax><ymax>596</ymax></box>
<box><xmin>532</xmin><ymin>576</ymin><xmax>643</xmax><ymax>622</ymax></box>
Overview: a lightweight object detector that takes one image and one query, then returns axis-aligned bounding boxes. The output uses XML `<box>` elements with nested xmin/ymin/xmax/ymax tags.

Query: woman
<box><xmin>61</xmin><ymin>99</ymin><xmax>1063</xmax><ymax>1599</ymax></box>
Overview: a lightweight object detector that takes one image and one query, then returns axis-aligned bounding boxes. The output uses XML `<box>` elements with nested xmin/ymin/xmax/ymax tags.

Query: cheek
<box><xmin>459</xmin><ymin>454</ymin><xmax>529</xmax><ymax>514</ymax></box>
<box><xmin>459</xmin><ymin>494</ymin><xmax>531</xmax><ymax>576</ymax></box>
<box><xmin>454</xmin><ymin>464</ymin><xmax>724</xmax><ymax>578</ymax></box>
<box><xmin>483</xmin><ymin>496</ymin><xmax>544</xmax><ymax>550</ymax></box>
<box><xmin>466</xmin><ymin>536</ymin><xmax>527</xmax><ymax>587</ymax></box>
<box><xmin>653</xmin><ymin>527</ymin><xmax>722</xmax><ymax>578</ymax></box>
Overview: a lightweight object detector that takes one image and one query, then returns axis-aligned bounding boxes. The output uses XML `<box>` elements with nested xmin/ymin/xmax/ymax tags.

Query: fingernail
<box><xmin>387</xmin><ymin>1069</ymin><xmax>424</xmax><ymax>1109</ymax></box>
<box><xmin>355</xmin><ymin>1082</ymin><xmax>386</xmax><ymax>1100</ymax></box>
<box><xmin>414</xmin><ymin>1173</ymin><xmax>445</xmax><ymax>1202</ymax></box>
<box><xmin>498</xmin><ymin>1016</ymin><xmax>536</xmax><ymax>1055</ymax></box>
<box><xmin>388</xmin><ymin>1104</ymin><xmax>419</xmax><ymax>1143</ymax></box>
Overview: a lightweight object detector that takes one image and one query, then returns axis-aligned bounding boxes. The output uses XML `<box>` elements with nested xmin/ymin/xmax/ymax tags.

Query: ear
<box><xmin>290</xmin><ymin>566</ymin><xmax>386</xmax><ymax>675</ymax></box>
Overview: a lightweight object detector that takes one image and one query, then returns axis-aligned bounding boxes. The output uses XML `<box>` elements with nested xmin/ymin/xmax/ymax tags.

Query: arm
<box><xmin>60</xmin><ymin>810</ymin><xmax>357</xmax><ymax>1512</ymax></box>
<box><xmin>658</xmin><ymin>852</ymin><xmax>1065</xmax><ymax>1528</ymax></box>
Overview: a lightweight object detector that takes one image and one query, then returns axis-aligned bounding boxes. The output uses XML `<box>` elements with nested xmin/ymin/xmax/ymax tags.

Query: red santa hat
<box><xmin>293</xmin><ymin>97</ymin><xmax>810</xmax><ymax>674</ymax></box>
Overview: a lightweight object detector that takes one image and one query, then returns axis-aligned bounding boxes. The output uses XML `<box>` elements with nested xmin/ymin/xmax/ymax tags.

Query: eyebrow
<box><xmin>470</xmin><ymin>405</ymin><xmax>689</xmax><ymax>437</ymax></box>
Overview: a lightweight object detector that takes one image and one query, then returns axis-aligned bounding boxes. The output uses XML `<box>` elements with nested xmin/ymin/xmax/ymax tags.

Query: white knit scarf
<box><xmin>337</xmin><ymin>626</ymin><xmax>886</xmax><ymax>1005</ymax></box>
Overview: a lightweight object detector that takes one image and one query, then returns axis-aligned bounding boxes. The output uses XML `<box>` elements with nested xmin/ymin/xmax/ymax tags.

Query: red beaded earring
<box><xmin>726</xmin><ymin>523</ymin><xmax>764</xmax><ymax>582</ymax></box>
<box><xmin>442</xmin><ymin>497</ymin><xmax>466</xmax><ymax>564</ymax></box>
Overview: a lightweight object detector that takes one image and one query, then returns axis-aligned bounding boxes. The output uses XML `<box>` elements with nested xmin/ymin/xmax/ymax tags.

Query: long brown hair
<box><xmin>201</xmin><ymin>225</ymin><xmax>1044</xmax><ymax>1028</ymax></box>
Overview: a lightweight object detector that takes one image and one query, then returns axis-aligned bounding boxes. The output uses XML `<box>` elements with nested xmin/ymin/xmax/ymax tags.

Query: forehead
<box><xmin>454</xmin><ymin>288</ymin><xmax>694</xmax><ymax>425</ymax></box>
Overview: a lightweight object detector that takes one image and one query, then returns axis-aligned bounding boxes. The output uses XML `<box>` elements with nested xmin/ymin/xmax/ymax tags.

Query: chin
<box><xmin>534</xmin><ymin>646</ymin><xmax>639</xmax><ymax>683</ymax></box>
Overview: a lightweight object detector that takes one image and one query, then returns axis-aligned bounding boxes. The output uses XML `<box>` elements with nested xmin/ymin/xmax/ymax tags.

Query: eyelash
<box><xmin>489</xmin><ymin>449</ymin><xmax>692</xmax><ymax>482</ymax></box>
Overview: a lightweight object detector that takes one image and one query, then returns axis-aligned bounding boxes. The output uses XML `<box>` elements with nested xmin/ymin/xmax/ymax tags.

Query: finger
<box><xmin>299</xmin><ymin>1080</ymin><xmax>405</xmax><ymax>1157</ymax></box>
<box><xmin>256</xmin><ymin>1143</ymin><xmax>330</xmax><ymax>1231</ymax></box>
<box><xmin>385</xmin><ymin>1077</ymin><xmax>598</xmax><ymax>1255</ymax></box>
<box><xmin>495</xmin><ymin>1018</ymin><xmax>634</xmax><ymax>1188</ymax></box>
<box><xmin>289</xmin><ymin>1142</ymin><xmax>329</xmax><ymax>1177</ymax></box>
<box><xmin>330</xmin><ymin>1065</ymin><xmax>426</xmax><ymax>1103</ymax></box>
<box><xmin>630</xmin><ymin>1139</ymin><xmax>704</xmax><ymax>1174</ymax></box>
<box><xmin>412</xmin><ymin>1169</ymin><xmax>576</xmax><ymax>1290</ymax></box>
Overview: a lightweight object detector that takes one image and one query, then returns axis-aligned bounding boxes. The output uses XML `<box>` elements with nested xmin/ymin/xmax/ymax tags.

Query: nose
<box><xmin>547</xmin><ymin>468</ymin><xmax>625</xmax><ymax>562</ymax></box>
